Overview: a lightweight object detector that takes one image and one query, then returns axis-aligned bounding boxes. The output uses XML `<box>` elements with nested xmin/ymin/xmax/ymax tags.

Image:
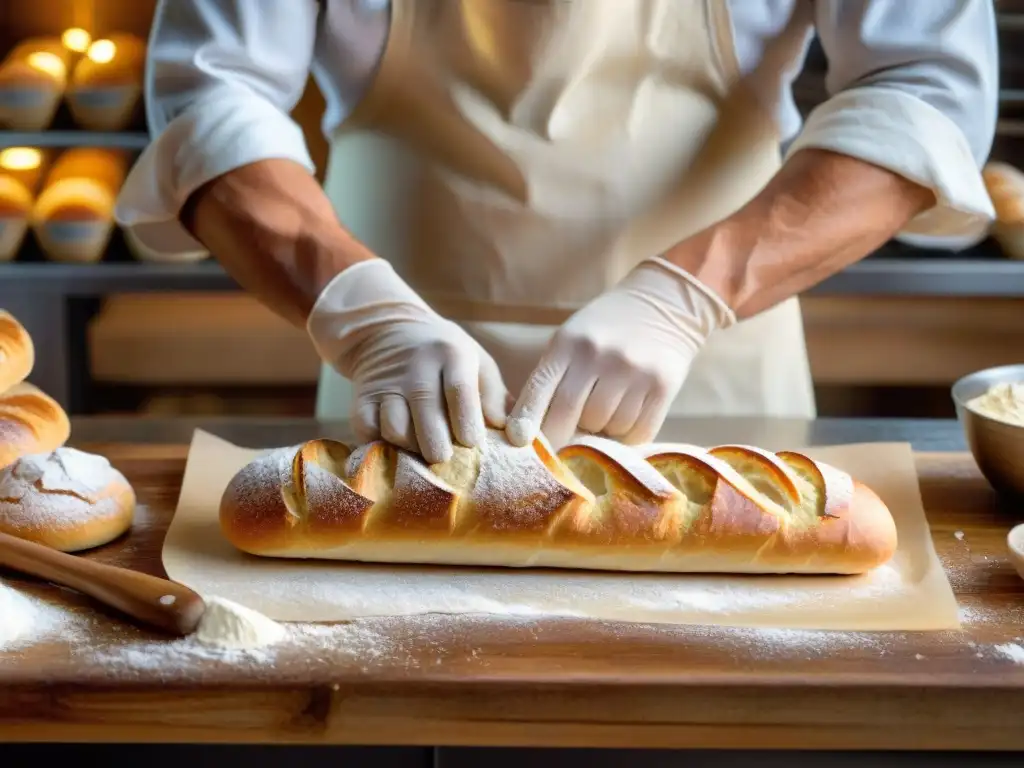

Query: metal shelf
<box><xmin>0</xmin><ymin>260</ymin><xmax>234</xmax><ymax>293</ymax></box>
<box><xmin>2</xmin><ymin>244</ymin><xmax>1024</xmax><ymax>297</ymax></box>
<box><xmin>0</xmin><ymin>130</ymin><xmax>149</xmax><ymax>149</ymax></box>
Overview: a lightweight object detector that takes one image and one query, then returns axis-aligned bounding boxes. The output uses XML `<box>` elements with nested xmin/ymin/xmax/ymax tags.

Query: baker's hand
<box><xmin>307</xmin><ymin>259</ymin><xmax>509</xmax><ymax>464</ymax></box>
<box><xmin>505</xmin><ymin>257</ymin><xmax>735</xmax><ymax>448</ymax></box>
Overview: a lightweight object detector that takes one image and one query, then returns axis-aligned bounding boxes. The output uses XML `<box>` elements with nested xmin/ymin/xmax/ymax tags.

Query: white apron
<box><xmin>315</xmin><ymin>0</ymin><xmax>816</xmax><ymax>428</ymax></box>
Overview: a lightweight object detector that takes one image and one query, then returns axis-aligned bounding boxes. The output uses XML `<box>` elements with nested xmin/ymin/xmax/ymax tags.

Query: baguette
<box><xmin>0</xmin><ymin>311</ymin><xmax>34</xmax><ymax>394</ymax></box>
<box><xmin>0</xmin><ymin>382</ymin><xmax>70</xmax><ymax>469</ymax></box>
<box><xmin>219</xmin><ymin>430</ymin><xmax>898</xmax><ymax>575</ymax></box>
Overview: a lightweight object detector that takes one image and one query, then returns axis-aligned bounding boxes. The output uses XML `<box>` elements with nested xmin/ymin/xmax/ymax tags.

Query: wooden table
<box><xmin>1</xmin><ymin>418</ymin><xmax>1023</xmax><ymax>751</ymax></box>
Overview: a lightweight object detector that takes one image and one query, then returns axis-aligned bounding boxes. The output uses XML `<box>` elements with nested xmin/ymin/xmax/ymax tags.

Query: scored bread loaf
<box><xmin>31</xmin><ymin>148</ymin><xmax>129</xmax><ymax>263</ymax></box>
<box><xmin>0</xmin><ymin>311</ymin><xmax>34</xmax><ymax>394</ymax></box>
<box><xmin>220</xmin><ymin>430</ymin><xmax>898</xmax><ymax>575</ymax></box>
<box><xmin>67</xmin><ymin>33</ymin><xmax>146</xmax><ymax>131</ymax></box>
<box><xmin>0</xmin><ymin>382</ymin><xmax>70</xmax><ymax>469</ymax></box>
<box><xmin>0</xmin><ymin>446</ymin><xmax>135</xmax><ymax>552</ymax></box>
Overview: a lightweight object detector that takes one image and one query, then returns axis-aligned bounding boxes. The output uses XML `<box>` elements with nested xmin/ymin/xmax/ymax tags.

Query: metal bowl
<box><xmin>952</xmin><ymin>364</ymin><xmax>1024</xmax><ymax>498</ymax></box>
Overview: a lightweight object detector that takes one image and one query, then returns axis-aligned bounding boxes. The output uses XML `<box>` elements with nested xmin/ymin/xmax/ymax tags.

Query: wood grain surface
<box><xmin>0</xmin><ymin>444</ymin><xmax>1022</xmax><ymax>749</ymax></box>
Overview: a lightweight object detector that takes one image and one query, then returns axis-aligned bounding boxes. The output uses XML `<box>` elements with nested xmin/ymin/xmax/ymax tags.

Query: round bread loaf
<box><xmin>0</xmin><ymin>446</ymin><xmax>135</xmax><ymax>552</ymax></box>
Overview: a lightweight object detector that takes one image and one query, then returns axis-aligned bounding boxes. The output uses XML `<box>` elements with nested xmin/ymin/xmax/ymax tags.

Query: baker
<box><xmin>116</xmin><ymin>0</ymin><xmax>996</xmax><ymax>463</ymax></box>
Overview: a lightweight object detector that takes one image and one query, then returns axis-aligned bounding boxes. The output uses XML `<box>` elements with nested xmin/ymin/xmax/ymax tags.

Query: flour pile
<box><xmin>194</xmin><ymin>595</ymin><xmax>286</xmax><ymax>650</ymax></box>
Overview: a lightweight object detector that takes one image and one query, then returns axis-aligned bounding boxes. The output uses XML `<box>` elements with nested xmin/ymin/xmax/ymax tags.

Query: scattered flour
<box><xmin>993</xmin><ymin>642</ymin><xmax>1024</xmax><ymax>665</ymax></box>
<box><xmin>0</xmin><ymin>579</ymin><xmax>35</xmax><ymax>648</ymax></box>
<box><xmin>194</xmin><ymin>596</ymin><xmax>286</xmax><ymax>650</ymax></box>
<box><xmin>0</xmin><ymin>578</ymin><xmax>79</xmax><ymax>652</ymax></box>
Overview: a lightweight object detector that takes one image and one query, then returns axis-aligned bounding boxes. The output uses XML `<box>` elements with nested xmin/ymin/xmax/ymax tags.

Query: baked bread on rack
<box><xmin>220</xmin><ymin>430</ymin><xmax>897</xmax><ymax>575</ymax></box>
<box><xmin>983</xmin><ymin>162</ymin><xmax>1024</xmax><ymax>259</ymax></box>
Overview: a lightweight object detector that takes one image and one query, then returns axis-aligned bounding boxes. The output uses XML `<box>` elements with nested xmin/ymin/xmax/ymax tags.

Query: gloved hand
<box><xmin>505</xmin><ymin>257</ymin><xmax>735</xmax><ymax>449</ymax></box>
<box><xmin>307</xmin><ymin>259</ymin><xmax>510</xmax><ymax>464</ymax></box>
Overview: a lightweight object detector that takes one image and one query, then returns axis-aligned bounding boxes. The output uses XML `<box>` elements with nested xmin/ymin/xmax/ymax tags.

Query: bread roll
<box><xmin>31</xmin><ymin>148</ymin><xmax>129</xmax><ymax>263</ymax></box>
<box><xmin>0</xmin><ymin>446</ymin><xmax>135</xmax><ymax>552</ymax></box>
<box><xmin>0</xmin><ymin>383</ymin><xmax>70</xmax><ymax>469</ymax></box>
<box><xmin>0</xmin><ymin>175</ymin><xmax>33</xmax><ymax>262</ymax></box>
<box><xmin>219</xmin><ymin>430</ymin><xmax>898</xmax><ymax>575</ymax></box>
<box><xmin>0</xmin><ymin>37</ymin><xmax>70</xmax><ymax>130</ymax></box>
<box><xmin>123</xmin><ymin>226</ymin><xmax>210</xmax><ymax>264</ymax></box>
<box><xmin>67</xmin><ymin>33</ymin><xmax>145</xmax><ymax>131</ymax></box>
<box><xmin>0</xmin><ymin>311</ymin><xmax>34</xmax><ymax>394</ymax></box>
<box><xmin>983</xmin><ymin>162</ymin><xmax>1024</xmax><ymax>259</ymax></box>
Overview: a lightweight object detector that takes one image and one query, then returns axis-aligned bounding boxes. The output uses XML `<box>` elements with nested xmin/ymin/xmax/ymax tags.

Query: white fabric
<box><xmin>312</xmin><ymin>0</ymin><xmax>810</xmax><ymax>439</ymax></box>
<box><xmin>115</xmin><ymin>0</ymin><xmax>998</xmax><ymax>251</ymax></box>
<box><xmin>307</xmin><ymin>258</ymin><xmax>508</xmax><ymax>463</ymax></box>
<box><xmin>505</xmin><ymin>258</ymin><xmax>737</xmax><ymax>449</ymax></box>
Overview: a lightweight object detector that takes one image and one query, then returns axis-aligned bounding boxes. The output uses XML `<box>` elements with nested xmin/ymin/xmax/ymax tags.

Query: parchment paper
<box><xmin>162</xmin><ymin>430</ymin><xmax>960</xmax><ymax>630</ymax></box>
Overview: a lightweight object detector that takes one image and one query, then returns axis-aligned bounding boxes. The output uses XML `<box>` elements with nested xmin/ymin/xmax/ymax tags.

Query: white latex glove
<box><xmin>506</xmin><ymin>257</ymin><xmax>736</xmax><ymax>449</ymax></box>
<box><xmin>307</xmin><ymin>259</ymin><xmax>510</xmax><ymax>464</ymax></box>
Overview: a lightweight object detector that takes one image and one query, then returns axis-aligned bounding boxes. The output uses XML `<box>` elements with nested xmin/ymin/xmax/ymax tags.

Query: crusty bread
<box><xmin>0</xmin><ymin>147</ymin><xmax>50</xmax><ymax>196</ymax></box>
<box><xmin>0</xmin><ymin>175</ymin><xmax>33</xmax><ymax>262</ymax></box>
<box><xmin>31</xmin><ymin>149</ymin><xmax>129</xmax><ymax>263</ymax></box>
<box><xmin>0</xmin><ymin>383</ymin><xmax>70</xmax><ymax>469</ymax></box>
<box><xmin>67</xmin><ymin>34</ymin><xmax>145</xmax><ymax>131</ymax></box>
<box><xmin>220</xmin><ymin>430</ymin><xmax>898</xmax><ymax>575</ymax></box>
<box><xmin>0</xmin><ymin>311</ymin><xmax>34</xmax><ymax>394</ymax></box>
<box><xmin>0</xmin><ymin>37</ymin><xmax>70</xmax><ymax>131</ymax></box>
<box><xmin>983</xmin><ymin>162</ymin><xmax>1024</xmax><ymax>259</ymax></box>
<box><xmin>0</xmin><ymin>446</ymin><xmax>135</xmax><ymax>552</ymax></box>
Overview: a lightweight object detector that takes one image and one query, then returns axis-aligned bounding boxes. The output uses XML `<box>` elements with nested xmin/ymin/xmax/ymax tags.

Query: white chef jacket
<box><xmin>114</xmin><ymin>0</ymin><xmax>999</xmax><ymax>255</ymax></box>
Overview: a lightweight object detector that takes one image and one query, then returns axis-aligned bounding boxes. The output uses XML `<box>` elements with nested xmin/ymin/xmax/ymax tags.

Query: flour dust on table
<box><xmin>0</xmin><ymin>577</ymin><xmax>78</xmax><ymax>651</ymax></box>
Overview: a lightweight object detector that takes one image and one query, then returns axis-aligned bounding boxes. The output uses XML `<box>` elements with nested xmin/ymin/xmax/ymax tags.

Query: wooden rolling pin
<box><xmin>0</xmin><ymin>530</ymin><xmax>206</xmax><ymax>636</ymax></box>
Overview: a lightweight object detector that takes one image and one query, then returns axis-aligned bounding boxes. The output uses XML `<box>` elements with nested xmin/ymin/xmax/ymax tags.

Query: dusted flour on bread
<box><xmin>219</xmin><ymin>430</ymin><xmax>898</xmax><ymax>575</ymax></box>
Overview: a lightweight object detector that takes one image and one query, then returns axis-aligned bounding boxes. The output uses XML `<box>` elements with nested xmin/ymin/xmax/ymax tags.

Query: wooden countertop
<box><xmin>1</xmin><ymin>421</ymin><xmax>1023</xmax><ymax>750</ymax></box>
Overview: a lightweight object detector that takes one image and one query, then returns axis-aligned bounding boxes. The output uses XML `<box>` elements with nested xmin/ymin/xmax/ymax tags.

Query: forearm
<box><xmin>182</xmin><ymin>158</ymin><xmax>375</xmax><ymax>327</ymax></box>
<box><xmin>665</xmin><ymin>148</ymin><xmax>934</xmax><ymax>318</ymax></box>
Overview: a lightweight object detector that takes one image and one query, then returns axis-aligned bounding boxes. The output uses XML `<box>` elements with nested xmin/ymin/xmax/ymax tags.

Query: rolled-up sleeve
<box><xmin>114</xmin><ymin>0</ymin><xmax>319</xmax><ymax>254</ymax></box>
<box><xmin>786</xmin><ymin>0</ymin><xmax>998</xmax><ymax>237</ymax></box>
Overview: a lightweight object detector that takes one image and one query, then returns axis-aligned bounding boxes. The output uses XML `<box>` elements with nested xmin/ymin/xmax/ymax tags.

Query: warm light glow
<box><xmin>62</xmin><ymin>27</ymin><xmax>92</xmax><ymax>53</ymax></box>
<box><xmin>86</xmin><ymin>39</ymin><xmax>116</xmax><ymax>64</ymax></box>
<box><xmin>26</xmin><ymin>51</ymin><xmax>66</xmax><ymax>78</ymax></box>
<box><xmin>0</xmin><ymin>148</ymin><xmax>42</xmax><ymax>172</ymax></box>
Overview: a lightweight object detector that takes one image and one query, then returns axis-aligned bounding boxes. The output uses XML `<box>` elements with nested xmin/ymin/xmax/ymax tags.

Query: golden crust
<box><xmin>0</xmin><ymin>383</ymin><xmax>69</xmax><ymax>469</ymax></box>
<box><xmin>0</xmin><ymin>311</ymin><xmax>34</xmax><ymax>395</ymax></box>
<box><xmin>219</xmin><ymin>430</ymin><xmax>898</xmax><ymax>575</ymax></box>
<box><xmin>983</xmin><ymin>162</ymin><xmax>1024</xmax><ymax>224</ymax></box>
<box><xmin>0</xmin><ymin>447</ymin><xmax>135</xmax><ymax>552</ymax></box>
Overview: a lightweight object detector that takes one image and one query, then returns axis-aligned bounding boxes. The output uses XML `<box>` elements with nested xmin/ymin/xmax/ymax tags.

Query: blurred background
<box><xmin>0</xmin><ymin>0</ymin><xmax>1022</xmax><ymax>422</ymax></box>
